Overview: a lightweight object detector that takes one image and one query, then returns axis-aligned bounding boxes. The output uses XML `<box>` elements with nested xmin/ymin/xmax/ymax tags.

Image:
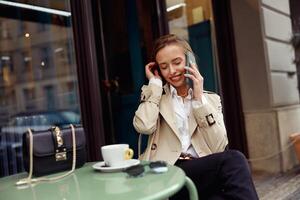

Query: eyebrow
<box><xmin>172</xmin><ymin>57</ymin><xmax>182</xmax><ymax>62</ymax></box>
<box><xmin>158</xmin><ymin>57</ymin><xmax>182</xmax><ymax>65</ymax></box>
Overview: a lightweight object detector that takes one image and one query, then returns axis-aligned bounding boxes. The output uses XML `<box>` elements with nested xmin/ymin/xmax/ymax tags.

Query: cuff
<box><xmin>192</xmin><ymin>95</ymin><xmax>208</xmax><ymax>109</ymax></box>
<box><xmin>149</xmin><ymin>77</ymin><xmax>162</xmax><ymax>87</ymax></box>
<box><xmin>140</xmin><ymin>84</ymin><xmax>162</xmax><ymax>105</ymax></box>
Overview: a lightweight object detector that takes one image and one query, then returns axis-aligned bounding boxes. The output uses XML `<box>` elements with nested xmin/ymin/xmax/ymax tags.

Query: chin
<box><xmin>169</xmin><ymin>80</ymin><xmax>186</xmax><ymax>88</ymax></box>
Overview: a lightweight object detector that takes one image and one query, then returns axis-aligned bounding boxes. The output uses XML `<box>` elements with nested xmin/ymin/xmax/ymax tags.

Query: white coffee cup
<box><xmin>101</xmin><ymin>144</ymin><xmax>134</xmax><ymax>167</ymax></box>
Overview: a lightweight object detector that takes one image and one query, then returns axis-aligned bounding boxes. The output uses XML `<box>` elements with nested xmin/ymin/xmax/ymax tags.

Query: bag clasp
<box><xmin>52</xmin><ymin>127</ymin><xmax>67</xmax><ymax>161</ymax></box>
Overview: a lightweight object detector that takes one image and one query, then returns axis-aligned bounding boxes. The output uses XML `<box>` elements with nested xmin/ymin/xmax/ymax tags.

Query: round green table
<box><xmin>0</xmin><ymin>162</ymin><xmax>198</xmax><ymax>200</ymax></box>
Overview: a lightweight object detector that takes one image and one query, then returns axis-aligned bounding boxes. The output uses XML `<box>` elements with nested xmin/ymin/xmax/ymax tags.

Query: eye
<box><xmin>159</xmin><ymin>64</ymin><xmax>167</xmax><ymax>70</ymax></box>
<box><xmin>172</xmin><ymin>58</ymin><xmax>182</xmax><ymax>65</ymax></box>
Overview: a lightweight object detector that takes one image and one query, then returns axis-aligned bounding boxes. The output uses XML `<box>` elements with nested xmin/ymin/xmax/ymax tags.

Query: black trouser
<box><xmin>170</xmin><ymin>150</ymin><xmax>259</xmax><ymax>200</ymax></box>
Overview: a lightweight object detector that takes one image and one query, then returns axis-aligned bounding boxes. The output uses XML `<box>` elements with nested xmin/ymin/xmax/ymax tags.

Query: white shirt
<box><xmin>149</xmin><ymin>78</ymin><xmax>207</xmax><ymax>158</ymax></box>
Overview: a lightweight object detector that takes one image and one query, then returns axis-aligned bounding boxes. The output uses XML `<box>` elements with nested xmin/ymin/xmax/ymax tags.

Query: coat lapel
<box><xmin>159</xmin><ymin>86</ymin><xmax>181</xmax><ymax>140</ymax></box>
<box><xmin>189</xmin><ymin>112</ymin><xmax>197</xmax><ymax>136</ymax></box>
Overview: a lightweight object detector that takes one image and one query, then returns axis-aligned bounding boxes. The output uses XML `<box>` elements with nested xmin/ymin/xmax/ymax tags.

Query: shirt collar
<box><xmin>169</xmin><ymin>85</ymin><xmax>193</xmax><ymax>100</ymax></box>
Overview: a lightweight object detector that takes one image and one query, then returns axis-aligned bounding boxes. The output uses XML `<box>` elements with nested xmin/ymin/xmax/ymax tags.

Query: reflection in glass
<box><xmin>165</xmin><ymin>0</ymin><xmax>218</xmax><ymax>92</ymax></box>
<box><xmin>0</xmin><ymin>1</ymin><xmax>81</xmax><ymax>177</ymax></box>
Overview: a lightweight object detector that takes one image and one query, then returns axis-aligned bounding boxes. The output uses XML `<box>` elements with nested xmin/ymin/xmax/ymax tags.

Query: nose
<box><xmin>169</xmin><ymin>65</ymin><xmax>176</xmax><ymax>74</ymax></box>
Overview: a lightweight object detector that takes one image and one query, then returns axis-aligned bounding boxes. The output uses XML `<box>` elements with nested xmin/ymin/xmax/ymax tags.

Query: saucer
<box><xmin>92</xmin><ymin>159</ymin><xmax>140</xmax><ymax>173</ymax></box>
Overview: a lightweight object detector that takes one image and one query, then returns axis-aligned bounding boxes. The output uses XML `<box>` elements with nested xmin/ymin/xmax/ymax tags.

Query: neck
<box><xmin>176</xmin><ymin>85</ymin><xmax>189</xmax><ymax>97</ymax></box>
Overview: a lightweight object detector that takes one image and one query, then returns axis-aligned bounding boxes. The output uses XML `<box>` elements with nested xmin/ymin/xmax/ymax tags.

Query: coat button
<box><xmin>151</xmin><ymin>143</ymin><xmax>157</xmax><ymax>150</ymax></box>
<box><xmin>206</xmin><ymin>113</ymin><xmax>216</xmax><ymax>126</ymax></box>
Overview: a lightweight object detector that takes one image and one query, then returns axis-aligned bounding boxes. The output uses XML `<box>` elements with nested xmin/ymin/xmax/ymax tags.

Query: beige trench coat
<box><xmin>133</xmin><ymin>84</ymin><xmax>228</xmax><ymax>165</ymax></box>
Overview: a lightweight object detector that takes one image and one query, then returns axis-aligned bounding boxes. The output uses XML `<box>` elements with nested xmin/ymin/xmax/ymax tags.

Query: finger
<box><xmin>185</xmin><ymin>66</ymin><xmax>200</xmax><ymax>77</ymax></box>
<box><xmin>184</xmin><ymin>73</ymin><xmax>197</xmax><ymax>82</ymax></box>
<box><xmin>186</xmin><ymin>64</ymin><xmax>201</xmax><ymax>76</ymax></box>
<box><xmin>190</xmin><ymin>62</ymin><xmax>198</xmax><ymax>70</ymax></box>
<box><xmin>147</xmin><ymin>61</ymin><xmax>156</xmax><ymax>66</ymax></box>
<box><xmin>145</xmin><ymin>62</ymin><xmax>156</xmax><ymax>74</ymax></box>
<box><xmin>191</xmin><ymin>63</ymin><xmax>203</xmax><ymax>75</ymax></box>
<box><xmin>184</xmin><ymin>66</ymin><xmax>194</xmax><ymax>73</ymax></box>
<box><xmin>154</xmin><ymin>69</ymin><xmax>160</xmax><ymax>77</ymax></box>
<box><xmin>185</xmin><ymin>72</ymin><xmax>204</xmax><ymax>84</ymax></box>
<box><xmin>185</xmin><ymin>75</ymin><xmax>204</xmax><ymax>90</ymax></box>
<box><xmin>192</xmin><ymin>64</ymin><xmax>202</xmax><ymax>76</ymax></box>
<box><xmin>146</xmin><ymin>62</ymin><xmax>156</xmax><ymax>69</ymax></box>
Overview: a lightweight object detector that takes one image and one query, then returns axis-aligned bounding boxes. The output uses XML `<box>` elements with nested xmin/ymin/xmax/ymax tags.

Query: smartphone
<box><xmin>185</xmin><ymin>51</ymin><xmax>196</xmax><ymax>88</ymax></box>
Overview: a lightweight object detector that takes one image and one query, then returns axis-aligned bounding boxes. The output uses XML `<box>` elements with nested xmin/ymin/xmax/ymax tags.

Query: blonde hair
<box><xmin>151</xmin><ymin>34</ymin><xmax>193</xmax><ymax>60</ymax></box>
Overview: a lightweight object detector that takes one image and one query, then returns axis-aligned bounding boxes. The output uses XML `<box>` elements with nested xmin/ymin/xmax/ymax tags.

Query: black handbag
<box><xmin>16</xmin><ymin>125</ymin><xmax>86</xmax><ymax>185</ymax></box>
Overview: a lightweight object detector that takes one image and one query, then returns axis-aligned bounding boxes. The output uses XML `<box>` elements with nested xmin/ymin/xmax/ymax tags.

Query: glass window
<box><xmin>165</xmin><ymin>0</ymin><xmax>219</xmax><ymax>92</ymax></box>
<box><xmin>22</xmin><ymin>51</ymin><xmax>32</xmax><ymax>72</ymax></box>
<box><xmin>0</xmin><ymin>1</ymin><xmax>81</xmax><ymax>177</ymax></box>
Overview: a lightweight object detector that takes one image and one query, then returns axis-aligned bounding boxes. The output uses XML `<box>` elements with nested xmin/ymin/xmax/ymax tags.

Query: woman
<box><xmin>133</xmin><ymin>34</ymin><xmax>258</xmax><ymax>200</ymax></box>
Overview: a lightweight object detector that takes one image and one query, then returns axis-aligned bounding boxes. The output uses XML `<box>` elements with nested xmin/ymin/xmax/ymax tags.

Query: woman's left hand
<box><xmin>184</xmin><ymin>63</ymin><xmax>204</xmax><ymax>102</ymax></box>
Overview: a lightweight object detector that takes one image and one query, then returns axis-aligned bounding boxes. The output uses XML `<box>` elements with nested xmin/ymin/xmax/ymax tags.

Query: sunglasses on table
<box><xmin>123</xmin><ymin>161</ymin><xmax>168</xmax><ymax>177</ymax></box>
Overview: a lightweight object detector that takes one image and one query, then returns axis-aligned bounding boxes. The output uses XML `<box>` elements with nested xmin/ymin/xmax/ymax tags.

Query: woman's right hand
<box><xmin>145</xmin><ymin>62</ymin><xmax>162</xmax><ymax>80</ymax></box>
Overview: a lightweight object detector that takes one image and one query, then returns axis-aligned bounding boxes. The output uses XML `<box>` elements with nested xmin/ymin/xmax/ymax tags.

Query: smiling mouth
<box><xmin>169</xmin><ymin>74</ymin><xmax>182</xmax><ymax>82</ymax></box>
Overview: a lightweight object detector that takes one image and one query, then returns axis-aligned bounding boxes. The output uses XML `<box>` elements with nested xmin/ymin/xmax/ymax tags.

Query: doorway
<box><xmin>92</xmin><ymin>0</ymin><xmax>163</xmax><ymax>155</ymax></box>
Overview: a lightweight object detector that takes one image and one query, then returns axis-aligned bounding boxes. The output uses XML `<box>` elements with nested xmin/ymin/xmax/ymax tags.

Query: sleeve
<box><xmin>192</xmin><ymin>95</ymin><xmax>208</xmax><ymax>108</ymax></box>
<box><xmin>133</xmin><ymin>84</ymin><xmax>163</xmax><ymax>135</ymax></box>
<box><xmin>149</xmin><ymin>77</ymin><xmax>162</xmax><ymax>87</ymax></box>
<box><xmin>192</xmin><ymin>93</ymin><xmax>228</xmax><ymax>152</ymax></box>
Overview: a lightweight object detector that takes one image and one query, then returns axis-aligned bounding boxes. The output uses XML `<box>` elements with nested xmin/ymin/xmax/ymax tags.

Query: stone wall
<box><xmin>230</xmin><ymin>0</ymin><xmax>299</xmax><ymax>173</ymax></box>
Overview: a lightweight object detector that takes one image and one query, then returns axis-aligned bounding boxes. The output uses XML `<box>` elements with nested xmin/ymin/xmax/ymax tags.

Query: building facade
<box><xmin>231</xmin><ymin>0</ymin><xmax>300</xmax><ymax>173</ymax></box>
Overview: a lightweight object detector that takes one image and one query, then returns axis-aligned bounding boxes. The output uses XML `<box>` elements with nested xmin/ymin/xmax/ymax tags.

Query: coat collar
<box><xmin>160</xmin><ymin>85</ymin><xmax>181</xmax><ymax>140</ymax></box>
<box><xmin>160</xmin><ymin>84</ymin><xmax>198</xmax><ymax>138</ymax></box>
